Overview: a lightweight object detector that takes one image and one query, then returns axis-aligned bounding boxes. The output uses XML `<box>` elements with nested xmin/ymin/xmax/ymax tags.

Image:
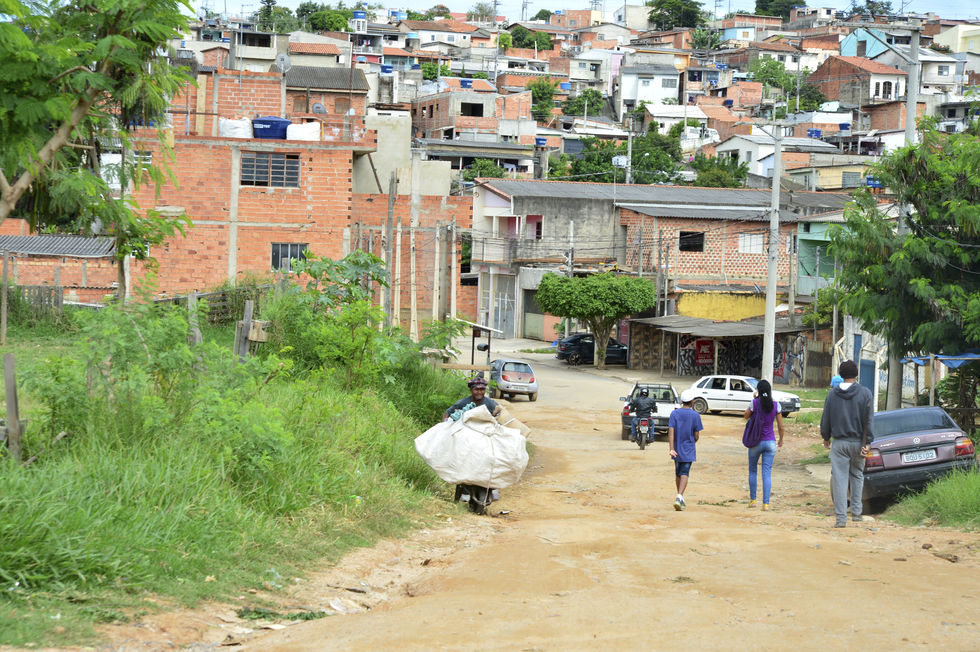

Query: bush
<box><xmin>887</xmin><ymin>469</ymin><xmax>980</xmax><ymax>529</ymax></box>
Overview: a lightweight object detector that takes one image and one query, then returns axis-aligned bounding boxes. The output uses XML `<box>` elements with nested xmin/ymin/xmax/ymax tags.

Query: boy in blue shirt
<box><xmin>668</xmin><ymin>389</ymin><xmax>704</xmax><ymax>511</ymax></box>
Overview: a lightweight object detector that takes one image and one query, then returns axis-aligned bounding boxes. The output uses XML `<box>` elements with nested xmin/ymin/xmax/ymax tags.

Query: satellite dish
<box><xmin>275</xmin><ymin>52</ymin><xmax>291</xmax><ymax>72</ymax></box>
<box><xmin>312</xmin><ymin>102</ymin><xmax>327</xmax><ymax>114</ymax></box>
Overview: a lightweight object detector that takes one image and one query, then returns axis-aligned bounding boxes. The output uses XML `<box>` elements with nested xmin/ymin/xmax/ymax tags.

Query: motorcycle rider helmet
<box><xmin>467</xmin><ymin>374</ymin><xmax>488</xmax><ymax>389</ymax></box>
<box><xmin>639</xmin><ymin>387</ymin><xmax>649</xmax><ymax>397</ymax></box>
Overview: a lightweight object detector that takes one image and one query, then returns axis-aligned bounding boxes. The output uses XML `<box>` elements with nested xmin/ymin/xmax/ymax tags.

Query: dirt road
<box><xmin>236</xmin><ymin>354</ymin><xmax>980</xmax><ymax>651</ymax></box>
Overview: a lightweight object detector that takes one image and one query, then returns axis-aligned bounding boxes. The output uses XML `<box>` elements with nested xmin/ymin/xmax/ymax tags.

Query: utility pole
<box><xmin>450</xmin><ymin>219</ymin><xmax>457</xmax><ymax>318</ymax></box>
<box><xmin>432</xmin><ymin>221</ymin><xmax>442</xmax><ymax>322</ymax></box>
<box><xmin>565</xmin><ymin>221</ymin><xmax>574</xmax><ymax>337</ymax></box>
<box><xmin>625</xmin><ymin>115</ymin><xmax>634</xmax><ymax>184</ymax></box>
<box><xmin>385</xmin><ymin>172</ymin><xmax>395</xmax><ymax>329</ymax></box>
<box><xmin>813</xmin><ymin>247</ymin><xmax>820</xmax><ymax>341</ymax></box>
<box><xmin>655</xmin><ymin>231</ymin><xmax>662</xmax><ymax>313</ymax></box>
<box><xmin>788</xmin><ymin>232</ymin><xmax>797</xmax><ymax>326</ymax></box>
<box><xmin>637</xmin><ymin>226</ymin><xmax>644</xmax><ymax>277</ymax></box>
<box><xmin>753</xmin><ymin>121</ymin><xmax>785</xmax><ymax>381</ymax></box>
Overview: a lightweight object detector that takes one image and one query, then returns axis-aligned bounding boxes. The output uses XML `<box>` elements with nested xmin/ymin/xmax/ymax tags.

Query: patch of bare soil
<box><xmin>40</xmin><ymin>362</ymin><xmax>980</xmax><ymax>650</ymax></box>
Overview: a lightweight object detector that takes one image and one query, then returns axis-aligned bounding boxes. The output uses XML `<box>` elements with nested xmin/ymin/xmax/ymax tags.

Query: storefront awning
<box><xmin>900</xmin><ymin>353</ymin><xmax>980</xmax><ymax>370</ymax></box>
<box><xmin>630</xmin><ymin>314</ymin><xmax>805</xmax><ymax>338</ymax></box>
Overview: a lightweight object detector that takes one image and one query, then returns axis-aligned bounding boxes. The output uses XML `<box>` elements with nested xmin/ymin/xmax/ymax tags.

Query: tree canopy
<box><xmin>754</xmin><ymin>0</ymin><xmax>799</xmax><ymax>20</ymax></box>
<box><xmin>829</xmin><ymin>118</ymin><xmax>980</xmax><ymax>359</ymax></box>
<box><xmin>532</xmin><ymin>9</ymin><xmax>553</xmax><ymax>21</ymax></box>
<box><xmin>308</xmin><ymin>9</ymin><xmax>350</xmax><ymax>32</ymax></box>
<box><xmin>689</xmin><ymin>28</ymin><xmax>721</xmax><ymax>50</ymax></box>
<box><xmin>689</xmin><ymin>153</ymin><xmax>748</xmax><ymax>187</ymax></box>
<box><xmin>463</xmin><ymin>159</ymin><xmax>506</xmax><ymax>182</ymax></box>
<box><xmin>509</xmin><ymin>25</ymin><xmax>552</xmax><ymax>50</ymax></box>
<box><xmin>850</xmin><ymin>1</ymin><xmax>894</xmax><ymax>16</ymax></box>
<box><xmin>568</xmin><ymin>131</ymin><xmax>682</xmax><ymax>185</ymax></box>
<box><xmin>467</xmin><ymin>1</ymin><xmax>496</xmax><ymax>22</ymax></box>
<box><xmin>563</xmin><ymin>88</ymin><xmax>604</xmax><ymax>117</ymax></box>
<box><xmin>536</xmin><ymin>273</ymin><xmax>657</xmax><ymax>368</ymax></box>
<box><xmin>646</xmin><ymin>0</ymin><xmax>706</xmax><ymax>31</ymax></box>
<box><xmin>526</xmin><ymin>78</ymin><xmax>557</xmax><ymax>122</ymax></box>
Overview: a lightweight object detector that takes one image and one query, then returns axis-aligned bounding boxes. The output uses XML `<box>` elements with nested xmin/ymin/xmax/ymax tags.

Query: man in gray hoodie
<box><xmin>820</xmin><ymin>360</ymin><xmax>873</xmax><ymax>527</ymax></box>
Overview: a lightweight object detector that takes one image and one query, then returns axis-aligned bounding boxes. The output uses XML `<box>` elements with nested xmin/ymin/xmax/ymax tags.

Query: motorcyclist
<box><xmin>444</xmin><ymin>374</ymin><xmax>502</xmax><ymax>422</ymax></box>
<box><xmin>630</xmin><ymin>387</ymin><xmax>657</xmax><ymax>443</ymax></box>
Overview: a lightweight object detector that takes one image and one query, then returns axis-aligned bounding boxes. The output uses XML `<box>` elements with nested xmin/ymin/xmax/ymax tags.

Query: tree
<box><xmin>667</xmin><ymin>117</ymin><xmax>703</xmax><ymax>140</ymax></box>
<box><xmin>429</xmin><ymin>4</ymin><xmax>452</xmax><ymax>17</ymax></box>
<box><xmin>689</xmin><ymin>153</ymin><xmax>748</xmax><ymax>187</ymax></box>
<box><xmin>0</xmin><ymin>0</ymin><xmax>193</xmax><ymax>298</ymax></box>
<box><xmin>467</xmin><ymin>1</ymin><xmax>495</xmax><ymax>22</ymax></box>
<box><xmin>463</xmin><ymin>159</ymin><xmax>506</xmax><ymax>182</ymax></box>
<box><xmin>754</xmin><ymin>0</ymin><xmax>799</xmax><ymax>19</ymax></box>
<box><xmin>296</xmin><ymin>1</ymin><xmax>326</xmax><ymax>22</ymax></box>
<box><xmin>749</xmin><ymin>56</ymin><xmax>793</xmax><ymax>92</ymax></box>
<box><xmin>509</xmin><ymin>25</ymin><xmax>534</xmax><ymax>48</ymax></box>
<box><xmin>646</xmin><ymin>0</ymin><xmax>706</xmax><ymax>30</ymax></box>
<box><xmin>569</xmin><ymin>131</ymin><xmax>680</xmax><ymax>184</ymax></box>
<box><xmin>828</xmin><ymin>118</ymin><xmax>980</xmax><ymax>408</ymax></box>
<box><xmin>497</xmin><ymin>32</ymin><xmax>513</xmax><ymax>50</ymax></box>
<box><xmin>309</xmin><ymin>9</ymin><xmax>350</xmax><ymax>31</ymax></box>
<box><xmin>527</xmin><ymin>78</ymin><xmax>557</xmax><ymax>122</ymax></box>
<box><xmin>257</xmin><ymin>0</ymin><xmax>277</xmax><ymax>30</ymax></box>
<box><xmin>563</xmin><ymin>88</ymin><xmax>604</xmax><ymax>116</ymax></box>
<box><xmin>536</xmin><ymin>273</ymin><xmax>657</xmax><ymax>368</ymax></box>
<box><xmin>421</xmin><ymin>61</ymin><xmax>451</xmax><ymax>80</ymax></box>
<box><xmin>533</xmin><ymin>31</ymin><xmax>553</xmax><ymax>51</ymax></box>
<box><xmin>532</xmin><ymin>9</ymin><xmax>553</xmax><ymax>21</ymax></box>
<box><xmin>689</xmin><ymin>28</ymin><xmax>721</xmax><ymax>50</ymax></box>
<box><xmin>850</xmin><ymin>1</ymin><xmax>894</xmax><ymax>16</ymax></box>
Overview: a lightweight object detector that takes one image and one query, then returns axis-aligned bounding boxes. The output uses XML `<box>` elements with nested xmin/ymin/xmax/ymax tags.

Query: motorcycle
<box><xmin>635</xmin><ymin>417</ymin><xmax>651</xmax><ymax>450</ymax></box>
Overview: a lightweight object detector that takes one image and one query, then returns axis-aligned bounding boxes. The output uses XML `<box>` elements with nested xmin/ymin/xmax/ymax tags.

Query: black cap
<box><xmin>838</xmin><ymin>360</ymin><xmax>858</xmax><ymax>380</ymax></box>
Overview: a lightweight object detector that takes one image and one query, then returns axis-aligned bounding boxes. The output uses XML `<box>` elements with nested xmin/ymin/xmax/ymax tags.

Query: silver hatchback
<box><xmin>489</xmin><ymin>358</ymin><xmax>539</xmax><ymax>402</ymax></box>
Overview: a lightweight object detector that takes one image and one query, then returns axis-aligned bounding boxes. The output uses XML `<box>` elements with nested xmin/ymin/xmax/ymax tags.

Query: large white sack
<box><xmin>287</xmin><ymin>121</ymin><xmax>320</xmax><ymax>141</ymax></box>
<box><xmin>219</xmin><ymin>117</ymin><xmax>253</xmax><ymax>138</ymax></box>
<box><xmin>415</xmin><ymin>405</ymin><xmax>529</xmax><ymax>489</ymax></box>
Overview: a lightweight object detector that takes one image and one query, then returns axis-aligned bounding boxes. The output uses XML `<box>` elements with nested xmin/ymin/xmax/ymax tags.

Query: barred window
<box><xmin>271</xmin><ymin>243</ymin><xmax>307</xmax><ymax>271</ymax></box>
<box><xmin>241</xmin><ymin>152</ymin><xmax>300</xmax><ymax>187</ymax></box>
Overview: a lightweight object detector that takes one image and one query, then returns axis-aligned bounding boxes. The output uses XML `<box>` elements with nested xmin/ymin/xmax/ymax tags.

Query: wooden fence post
<box><xmin>187</xmin><ymin>292</ymin><xmax>203</xmax><ymax>345</ymax></box>
<box><xmin>1</xmin><ymin>252</ymin><xmax>8</xmax><ymax>346</ymax></box>
<box><xmin>234</xmin><ymin>300</ymin><xmax>254</xmax><ymax>360</ymax></box>
<box><xmin>4</xmin><ymin>353</ymin><xmax>23</xmax><ymax>462</ymax></box>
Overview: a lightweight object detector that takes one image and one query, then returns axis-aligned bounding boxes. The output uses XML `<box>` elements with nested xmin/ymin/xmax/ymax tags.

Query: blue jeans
<box><xmin>748</xmin><ymin>440</ymin><xmax>778</xmax><ymax>503</ymax></box>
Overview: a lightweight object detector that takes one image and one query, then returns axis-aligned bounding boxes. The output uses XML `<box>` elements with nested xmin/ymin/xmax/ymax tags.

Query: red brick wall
<box><xmin>496</xmin><ymin>91</ymin><xmax>533</xmax><ymax>120</ymax></box>
<box><xmin>867</xmin><ymin>101</ymin><xmax>926</xmax><ymax>131</ymax></box>
<box><xmin>495</xmin><ymin>73</ymin><xmax>568</xmax><ymax>91</ymax></box>
<box><xmin>619</xmin><ymin>208</ymin><xmax>794</xmax><ymax>284</ymax></box>
<box><xmin>807</xmin><ymin>59</ymin><xmax>870</xmax><ymax>106</ymax></box>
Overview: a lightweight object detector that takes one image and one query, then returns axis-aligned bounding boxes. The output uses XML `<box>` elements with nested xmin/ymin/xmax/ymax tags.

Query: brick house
<box><xmin>807</xmin><ymin>56</ymin><xmax>907</xmax><ymax>106</ymax></box>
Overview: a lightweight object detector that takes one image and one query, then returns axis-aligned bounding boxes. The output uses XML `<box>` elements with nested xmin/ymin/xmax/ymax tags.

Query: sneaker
<box><xmin>673</xmin><ymin>497</ymin><xmax>683</xmax><ymax>511</ymax></box>
<box><xmin>748</xmin><ymin>500</ymin><xmax>757</xmax><ymax>508</ymax></box>
<box><xmin>678</xmin><ymin>496</ymin><xmax>686</xmax><ymax>511</ymax></box>
<box><xmin>851</xmin><ymin>515</ymin><xmax>863</xmax><ymax>522</ymax></box>
<box><xmin>762</xmin><ymin>503</ymin><xmax>770</xmax><ymax>511</ymax></box>
<box><xmin>834</xmin><ymin>520</ymin><xmax>846</xmax><ymax>528</ymax></box>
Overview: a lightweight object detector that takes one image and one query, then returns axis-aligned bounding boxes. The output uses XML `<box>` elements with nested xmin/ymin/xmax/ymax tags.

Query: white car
<box><xmin>687</xmin><ymin>375</ymin><xmax>801</xmax><ymax>417</ymax></box>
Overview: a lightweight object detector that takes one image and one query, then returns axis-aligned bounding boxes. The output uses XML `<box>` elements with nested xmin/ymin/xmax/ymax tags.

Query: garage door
<box><xmin>523</xmin><ymin>288</ymin><xmax>543</xmax><ymax>340</ymax></box>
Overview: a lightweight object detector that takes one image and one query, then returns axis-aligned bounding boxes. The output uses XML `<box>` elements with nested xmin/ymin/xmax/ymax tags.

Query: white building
<box><xmin>715</xmin><ymin>133</ymin><xmax>840</xmax><ymax>176</ymax></box>
<box><xmin>614</xmin><ymin>65</ymin><xmax>681</xmax><ymax>121</ymax></box>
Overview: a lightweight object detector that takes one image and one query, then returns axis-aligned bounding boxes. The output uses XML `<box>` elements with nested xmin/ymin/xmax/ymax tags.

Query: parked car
<box><xmin>619</xmin><ymin>383</ymin><xmax>680</xmax><ymax>440</ymax></box>
<box><xmin>556</xmin><ymin>333</ymin><xmax>628</xmax><ymax>366</ymax></box>
<box><xmin>686</xmin><ymin>375</ymin><xmax>801</xmax><ymax>417</ymax></box>
<box><xmin>489</xmin><ymin>358</ymin><xmax>538</xmax><ymax>402</ymax></box>
<box><xmin>862</xmin><ymin>406</ymin><xmax>976</xmax><ymax>511</ymax></box>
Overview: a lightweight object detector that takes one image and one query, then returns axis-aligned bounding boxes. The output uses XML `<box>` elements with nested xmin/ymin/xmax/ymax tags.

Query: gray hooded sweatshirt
<box><xmin>820</xmin><ymin>383</ymin><xmax>873</xmax><ymax>443</ymax></box>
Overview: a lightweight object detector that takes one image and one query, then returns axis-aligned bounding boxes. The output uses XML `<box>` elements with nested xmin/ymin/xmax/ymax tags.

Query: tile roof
<box><xmin>0</xmin><ymin>234</ymin><xmax>114</xmax><ymax>258</ymax></box>
<box><xmin>272</xmin><ymin>65</ymin><xmax>369</xmax><ymax>91</ymax></box>
<box><xmin>400</xmin><ymin>20</ymin><xmax>478</xmax><ymax>33</ymax></box>
<box><xmin>750</xmin><ymin>39</ymin><xmax>799</xmax><ymax>52</ymax></box>
<box><xmin>383</xmin><ymin>46</ymin><xmax>414</xmax><ymax>57</ymax></box>
<box><xmin>831</xmin><ymin>56</ymin><xmax>907</xmax><ymax>75</ymax></box>
<box><xmin>288</xmin><ymin>42</ymin><xmax>341</xmax><ymax>56</ymax></box>
<box><xmin>441</xmin><ymin>77</ymin><xmax>496</xmax><ymax>92</ymax></box>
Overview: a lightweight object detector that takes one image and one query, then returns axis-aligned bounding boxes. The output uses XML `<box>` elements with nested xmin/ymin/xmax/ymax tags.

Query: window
<box><xmin>791</xmin><ymin>55</ymin><xmax>799</xmax><ymax>63</ymax></box>
<box><xmin>662</xmin><ymin>77</ymin><xmax>677</xmax><ymax>88</ymax></box>
<box><xmin>938</xmin><ymin>65</ymin><xmax>949</xmax><ymax>76</ymax></box>
<box><xmin>460</xmin><ymin>102</ymin><xmax>484</xmax><ymax>117</ymax></box>
<box><xmin>874</xmin><ymin>81</ymin><xmax>881</xmax><ymax>97</ymax></box>
<box><xmin>570</xmin><ymin>19</ymin><xmax>577</xmax><ymax>26</ymax></box>
<box><xmin>778</xmin><ymin>55</ymin><xmax>786</xmax><ymax>62</ymax></box>
<box><xmin>679</xmin><ymin>231</ymin><xmax>704</xmax><ymax>252</ymax></box>
<box><xmin>641</xmin><ymin>79</ymin><xmax>650</xmax><ymax>86</ymax></box>
<box><xmin>744</xmin><ymin>150</ymin><xmax>752</xmax><ymax>162</ymax></box>
<box><xmin>271</xmin><ymin>243</ymin><xmax>307</xmax><ymax>271</ymax></box>
<box><xmin>802</xmin><ymin>223</ymin><xmax>811</xmax><ymax>233</ymax></box>
<box><xmin>882</xmin><ymin>81</ymin><xmax>892</xmax><ymax>99</ymax></box>
<box><xmin>335</xmin><ymin>97</ymin><xmax>350</xmax><ymax>114</ymax></box>
<box><xmin>709</xmin><ymin>377</ymin><xmax>726</xmax><ymax>390</ymax></box>
<box><xmin>241</xmin><ymin>152</ymin><xmax>300</xmax><ymax>188</ymax></box>
<box><xmin>738</xmin><ymin>232</ymin><xmax>764</xmax><ymax>253</ymax></box>
<box><xmin>841</xmin><ymin>171</ymin><xmax>862</xmax><ymax>188</ymax></box>
<box><xmin>741</xmin><ymin>31</ymin><xmax>749</xmax><ymax>38</ymax></box>
<box><xmin>447</xmin><ymin>34</ymin><xmax>455</xmax><ymax>42</ymax></box>
<box><xmin>578</xmin><ymin>62</ymin><xmax>587</xmax><ymax>69</ymax></box>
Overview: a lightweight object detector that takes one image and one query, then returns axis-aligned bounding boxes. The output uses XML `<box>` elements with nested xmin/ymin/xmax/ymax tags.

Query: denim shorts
<box><xmin>674</xmin><ymin>461</ymin><xmax>693</xmax><ymax>477</ymax></box>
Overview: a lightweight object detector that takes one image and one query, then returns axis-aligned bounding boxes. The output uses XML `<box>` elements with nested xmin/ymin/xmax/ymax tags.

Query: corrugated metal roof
<box><xmin>618</xmin><ymin>203</ymin><xmax>797</xmax><ymax>222</ymax></box>
<box><xmin>0</xmin><ymin>235</ymin><xmax>115</xmax><ymax>258</ymax></box>
<box><xmin>619</xmin><ymin>65</ymin><xmax>681</xmax><ymax>76</ymax></box>
<box><xmin>273</xmin><ymin>65</ymin><xmax>369</xmax><ymax>92</ymax></box>
<box><xmin>631</xmin><ymin>314</ymin><xmax>804</xmax><ymax>337</ymax></box>
<box><xmin>485</xmin><ymin>180</ymin><xmax>779</xmax><ymax>204</ymax></box>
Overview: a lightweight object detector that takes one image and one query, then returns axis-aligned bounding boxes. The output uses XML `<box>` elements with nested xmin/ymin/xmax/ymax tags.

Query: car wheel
<box><xmin>490</xmin><ymin>387</ymin><xmax>500</xmax><ymax>399</ymax></box>
<box><xmin>692</xmin><ymin>397</ymin><xmax>708</xmax><ymax>414</ymax></box>
<box><xmin>862</xmin><ymin>495</ymin><xmax>889</xmax><ymax>515</ymax></box>
<box><xmin>529</xmin><ymin>392</ymin><xmax>538</xmax><ymax>402</ymax></box>
<box><xmin>622</xmin><ymin>426</ymin><xmax>632</xmax><ymax>440</ymax></box>
<box><xmin>568</xmin><ymin>351</ymin><xmax>582</xmax><ymax>365</ymax></box>
<box><xmin>782</xmin><ymin>411</ymin><xmax>791</xmax><ymax>418</ymax></box>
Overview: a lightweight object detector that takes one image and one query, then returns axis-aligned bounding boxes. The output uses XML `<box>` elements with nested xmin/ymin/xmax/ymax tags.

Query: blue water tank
<box><xmin>352</xmin><ymin>10</ymin><xmax>366</xmax><ymax>19</ymax></box>
<box><xmin>252</xmin><ymin>116</ymin><xmax>290</xmax><ymax>139</ymax></box>
<box><xmin>411</xmin><ymin>63</ymin><xmax>421</xmax><ymax>70</ymax></box>
<box><xmin>397</xmin><ymin>11</ymin><xmax>407</xmax><ymax>20</ymax></box>
<box><xmin>839</xmin><ymin>122</ymin><xmax>851</xmax><ymax>130</ymax></box>
<box><xmin>381</xmin><ymin>64</ymin><xmax>393</xmax><ymax>74</ymax></box>
<box><xmin>535</xmin><ymin>137</ymin><xmax>547</xmax><ymax>147</ymax></box>
<box><xmin>560</xmin><ymin>82</ymin><xmax>571</xmax><ymax>90</ymax></box>
<box><xmin>460</xmin><ymin>79</ymin><xmax>473</xmax><ymax>88</ymax></box>
<box><xmin>722</xmin><ymin>99</ymin><xmax>734</xmax><ymax>107</ymax></box>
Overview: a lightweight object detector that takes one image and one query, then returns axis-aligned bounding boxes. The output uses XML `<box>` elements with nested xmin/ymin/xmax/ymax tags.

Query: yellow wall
<box><xmin>677</xmin><ymin>292</ymin><xmax>766</xmax><ymax>321</ymax></box>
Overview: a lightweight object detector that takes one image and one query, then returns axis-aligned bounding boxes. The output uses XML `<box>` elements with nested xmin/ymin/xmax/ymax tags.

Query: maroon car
<box><xmin>862</xmin><ymin>406</ymin><xmax>977</xmax><ymax>511</ymax></box>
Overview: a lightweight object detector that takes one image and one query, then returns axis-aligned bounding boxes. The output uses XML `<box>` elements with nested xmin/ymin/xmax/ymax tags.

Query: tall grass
<box><xmin>0</xmin><ymin>298</ymin><xmax>453</xmax><ymax>646</ymax></box>
<box><xmin>886</xmin><ymin>468</ymin><xmax>980</xmax><ymax>530</ymax></box>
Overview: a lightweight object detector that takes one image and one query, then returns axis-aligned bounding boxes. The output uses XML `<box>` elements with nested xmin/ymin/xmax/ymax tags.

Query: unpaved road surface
<box><xmin>91</xmin><ymin>354</ymin><xmax>980</xmax><ymax>651</ymax></box>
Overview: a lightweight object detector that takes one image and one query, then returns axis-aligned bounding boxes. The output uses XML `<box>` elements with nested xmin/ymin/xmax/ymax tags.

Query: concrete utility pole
<box><xmin>565</xmin><ymin>221</ymin><xmax>574</xmax><ymax>337</ymax></box>
<box><xmin>384</xmin><ymin>172</ymin><xmax>396</xmax><ymax>329</ymax></box>
<box><xmin>625</xmin><ymin>116</ymin><xmax>634</xmax><ymax>184</ymax></box>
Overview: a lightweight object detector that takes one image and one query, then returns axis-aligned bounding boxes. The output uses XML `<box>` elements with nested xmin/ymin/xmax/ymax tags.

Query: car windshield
<box><xmin>873</xmin><ymin>409</ymin><xmax>958</xmax><ymax>437</ymax></box>
<box><xmin>745</xmin><ymin>378</ymin><xmax>759</xmax><ymax>389</ymax></box>
<box><xmin>502</xmin><ymin>362</ymin><xmax>532</xmax><ymax>373</ymax></box>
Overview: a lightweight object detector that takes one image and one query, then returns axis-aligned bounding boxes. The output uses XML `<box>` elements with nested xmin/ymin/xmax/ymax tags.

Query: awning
<box><xmin>900</xmin><ymin>353</ymin><xmax>980</xmax><ymax>370</ymax></box>
<box><xmin>630</xmin><ymin>314</ymin><xmax>805</xmax><ymax>338</ymax></box>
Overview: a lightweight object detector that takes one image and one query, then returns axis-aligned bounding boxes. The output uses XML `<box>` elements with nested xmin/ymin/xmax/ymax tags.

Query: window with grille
<box><xmin>841</xmin><ymin>171</ymin><xmax>862</xmax><ymax>188</ymax></box>
<box><xmin>662</xmin><ymin>78</ymin><xmax>677</xmax><ymax>88</ymax></box>
<box><xmin>241</xmin><ymin>152</ymin><xmax>300</xmax><ymax>188</ymax></box>
<box><xmin>738</xmin><ymin>232</ymin><xmax>764</xmax><ymax>253</ymax></box>
<box><xmin>679</xmin><ymin>231</ymin><xmax>704</xmax><ymax>252</ymax></box>
<box><xmin>271</xmin><ymin>243</ymin><xmax>307</xmax><ymax>271</ymax></box>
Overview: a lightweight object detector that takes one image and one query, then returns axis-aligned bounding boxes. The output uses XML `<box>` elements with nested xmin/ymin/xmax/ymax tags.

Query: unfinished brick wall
<box><xmin>619</xmin><ymin>208</ymin><xmax>795</xmax><ymax>286</ymax></box>
<box><xmin>867</xmin><ymin>101</ymin><xmax>926</xmax><ymax>132</ymax></box>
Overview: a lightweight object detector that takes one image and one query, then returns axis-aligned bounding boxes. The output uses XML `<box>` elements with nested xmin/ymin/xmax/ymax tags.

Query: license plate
<box><xmin>902</xmin><ymin>449</ymin><xmax>937</xmax><ymax>463</ymax></box>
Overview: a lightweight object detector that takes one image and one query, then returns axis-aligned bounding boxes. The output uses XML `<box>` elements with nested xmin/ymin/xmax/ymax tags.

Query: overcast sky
<box><xmin>197</xmin><ymin>1</ymin><xmax>980</xmax><ymax>25</ymax></box>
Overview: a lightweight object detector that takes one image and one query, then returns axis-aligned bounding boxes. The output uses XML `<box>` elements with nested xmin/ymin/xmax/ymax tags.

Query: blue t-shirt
<box><xmin>668</xmin><ymin>407</ymin><xmax>703</xmax><ymax>462</ymax></box>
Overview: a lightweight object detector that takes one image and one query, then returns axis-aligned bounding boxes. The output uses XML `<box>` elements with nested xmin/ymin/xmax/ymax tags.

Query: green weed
<box><xmin>886</xmin><ymin>469</ymin><xmax>980</xmax><ymax>530</ymax></box>
<box><xmin>798</xmin><ymin>442</ymin><xmax>830</xmax><ymax>465</ymax></box>
<box><xmin>795</xmin><ymin>411</ymin><xmax>822</xmax><ymax>425</ymax></box>
<box><xmin>518</xmin><ymin>347</ymin><xmax>556</xmax><ymax>354</ymax></box>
